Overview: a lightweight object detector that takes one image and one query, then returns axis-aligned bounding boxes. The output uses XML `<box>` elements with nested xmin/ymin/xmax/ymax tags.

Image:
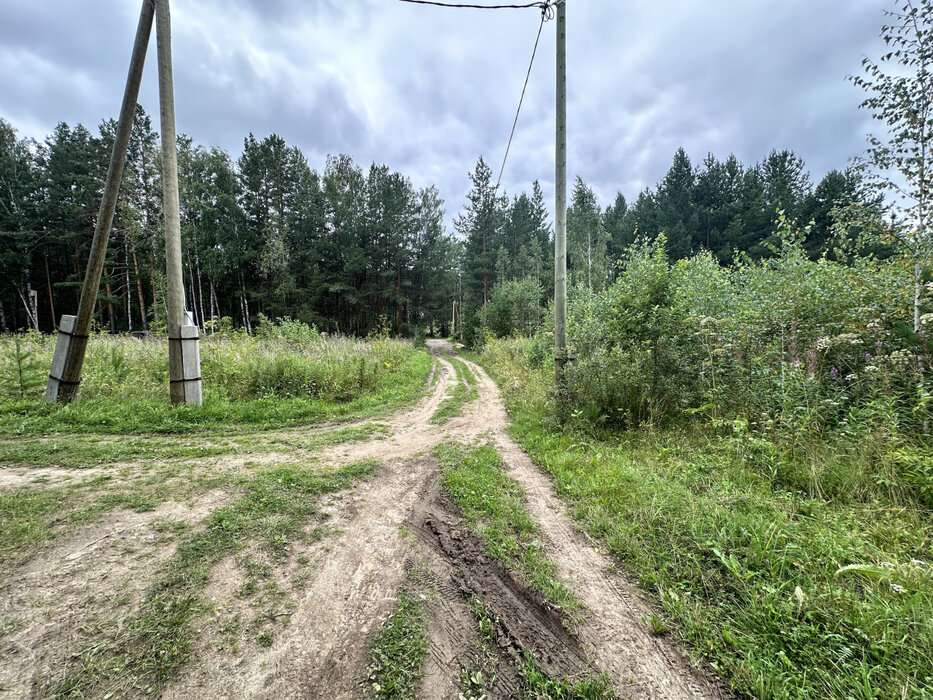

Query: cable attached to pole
<box><xmin>495</xmin><ymin>8</ymin><xmax>548</xmax><ymax>192</ymax></box>
<box><xmin>399</xmin><ymin>0</ymin><xmax>549</xmax><ymax>10</ymax></box>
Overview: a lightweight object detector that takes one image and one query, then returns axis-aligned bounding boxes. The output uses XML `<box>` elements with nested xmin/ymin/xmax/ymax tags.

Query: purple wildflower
<box><xmin>830</xmin><ymin>367</ymin><xmax>839</xmax><ymax>379</ymax></box>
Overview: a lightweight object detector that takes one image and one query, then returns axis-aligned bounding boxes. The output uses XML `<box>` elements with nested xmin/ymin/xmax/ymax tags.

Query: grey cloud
<box><xmin>0</xmin><ymin>0</ymin><xmax>894</xmax><ymax>229</ymax></box>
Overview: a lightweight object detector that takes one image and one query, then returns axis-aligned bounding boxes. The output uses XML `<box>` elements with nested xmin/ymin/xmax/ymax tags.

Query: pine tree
<box><xmin>455</xmin><ymin>157</ymin><xmax>506</xmax><ymax>343</ymax></box>
<box><xmin>655</xmin><ymin>148</ymin><xmax>699</xmax><ymax>260</ymax></box>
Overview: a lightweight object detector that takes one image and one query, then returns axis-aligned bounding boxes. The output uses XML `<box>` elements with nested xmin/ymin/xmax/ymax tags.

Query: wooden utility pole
<box><xmin>554</xmin><ymin>0</ymin><xmax>568</xmax><ymax>386</ymax></box>
<box><xmin>157</xmin><ymin>0</ymin><xmax>202</xmax><ymax>405</ymax></box>
<box><xmin>46</xmin><ymin>0</ymin><xmax>155</xmax><ymax>403</ymax></box>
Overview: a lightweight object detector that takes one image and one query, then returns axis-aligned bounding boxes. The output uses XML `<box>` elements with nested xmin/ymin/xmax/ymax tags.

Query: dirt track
<box><xmin>0</xmin><ymin>340</ymin><xmax>731</xmax><ymax>699</ymax></box>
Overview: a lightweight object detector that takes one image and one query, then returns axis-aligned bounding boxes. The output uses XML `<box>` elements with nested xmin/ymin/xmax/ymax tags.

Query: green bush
<box><xmin>480</xmin><ymin>277</ymin><xmax>545</xmax><ymax>339</ymax></box>
<box><xmin>552</xmin><ymin>229</ymin><xmax>927</xmax><ymax>439</ymax></box>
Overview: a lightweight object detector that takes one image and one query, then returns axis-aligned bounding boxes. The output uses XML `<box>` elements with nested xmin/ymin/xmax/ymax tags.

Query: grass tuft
<box><xmin>366</xmin><ymin>592</ymin><xmax>428</xmax><ymax>699</ymax></box>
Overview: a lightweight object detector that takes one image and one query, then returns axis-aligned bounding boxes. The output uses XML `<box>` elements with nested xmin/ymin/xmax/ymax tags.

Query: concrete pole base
<box><xmin>45</xmin><ymin>315</ymin><xmax>82</xmax><ymax>403</ymax></box>
<box><xmin>169</xmin><ymin>311</ymin><xmax>203</xmax><ymax>406</ymax></box>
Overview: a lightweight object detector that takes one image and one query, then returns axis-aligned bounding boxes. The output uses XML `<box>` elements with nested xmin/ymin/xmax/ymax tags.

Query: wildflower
<box><xmin>830</xmin><ymin>367</ymin><xmax>839</xmax><ymax>379</ymax></box>
<box><xmin>863</xmin><ymin>353</ymin><xmax>872</xmax><ymax>360</ymax></box>
<box><xmin>890</xmin><ymin>583</ymin><xmax>906</xmax><ymax>593</ymax></box>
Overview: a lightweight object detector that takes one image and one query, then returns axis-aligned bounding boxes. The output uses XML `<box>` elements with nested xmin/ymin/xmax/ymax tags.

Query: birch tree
<box><xmin>853</xmin><ymin>0</ymin><xmax>933</xmax><ymax>332</ymax></box>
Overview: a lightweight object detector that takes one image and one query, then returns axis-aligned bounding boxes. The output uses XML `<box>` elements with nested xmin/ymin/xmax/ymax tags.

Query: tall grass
<box><xmin>0</xmin><ymin>322</ymin><xmax>432</xmax><ymax>436</ymax></box>
<box><xmin>481</xmin><ymin>335</ymin><xmax>933</xmax><ymax>699</ymax></box>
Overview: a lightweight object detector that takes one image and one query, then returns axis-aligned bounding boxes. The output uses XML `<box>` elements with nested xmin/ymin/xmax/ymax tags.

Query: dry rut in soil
<box><xmin>162</xmin><ymin>340</ymin><xmax>729</xmax><ymax>699</ymax></box>
<box><xmin>0</xmin><ymin>489</ymin><xmax>233</xmax><ymax>699</ymax></box>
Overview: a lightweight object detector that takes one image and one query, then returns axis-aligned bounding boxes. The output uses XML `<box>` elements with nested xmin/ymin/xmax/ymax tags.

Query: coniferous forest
<box><xmin>0</xmin><ymin>109</ymin><xmax>883</xmax><ymax>341</ymax></box>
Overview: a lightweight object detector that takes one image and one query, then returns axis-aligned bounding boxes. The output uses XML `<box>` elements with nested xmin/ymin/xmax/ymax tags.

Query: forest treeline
<box><xmin>0</xmin><ymin>108</ymin><xmax>461</xmax><ymax>337</ymax></box>
<box><xmin>0</xmin><ymin>107</ymin><xmax>880</xmax><ymax>339</ymax></box>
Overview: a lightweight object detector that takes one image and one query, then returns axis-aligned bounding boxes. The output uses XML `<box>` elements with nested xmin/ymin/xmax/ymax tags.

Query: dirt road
<box><xmin>0</xmin><ymin>340</ymin><xmax>730</xmax><ymax>699</ymax></box>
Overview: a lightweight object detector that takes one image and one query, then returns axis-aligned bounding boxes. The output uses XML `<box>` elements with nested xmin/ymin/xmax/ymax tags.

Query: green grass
<box><xmin>0</xmin><ymin>333</ymin><xmax>433</xmax><ymax>437</ymax></box>
<box><xmin>0</xmin><ymin>434</ymin><xmax>235</xmax><ymax>468</ymax></box>
<box><xmin>366</xmin><ymin>592</ymin><xmax>428</xmax><ymax>699</ymax></box>
<box><xmin>437</xmin><ymin>442</ymin><xmax>576</xmax><ymax>611</ymax></box>
<box><xmin>480</xmin><ymin>337</ymin><xmax>933</xmax><ymax>700</ymax></box>
<box><xmin>0</xmin><ymin>422</ymin><xmax>387</xmax><ymax>472</ymax></box>
<box><xmin>430</xmin><ymin>357</ymin><xmax>478</xmax><ymax>424</ymax></box>
<box><xmin>0</xmin><ymin>418</ymin><xmax>393</xmax><ymax>578</ymax></box>
<box><xmin>237</xmin><ymin>422</ymin><xmax>390</xmax><ymax>453</ymax></box>
<box><xmin>49</xmin><ymin>459</ymin><xmax>378</xmax><ymax>699</ymax></box>
<box><xmin>518</xmin><ymin>651</ymin><xmax>616</xmax><ymax>700</ymax></box>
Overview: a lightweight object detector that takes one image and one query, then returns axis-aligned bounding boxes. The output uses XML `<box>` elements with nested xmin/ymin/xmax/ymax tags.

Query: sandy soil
<box><xmin>0</xmin><ymin>489</ymin><xmax>233</xmax><ymax>699</ymax></box>
<box><xmin>2</xmin><ymin>341</ymin><xmax>731</xmax><ymax>698</ymax></box>
<box><xmin>160</xmin><ymin>340</ymin><xmax>730</xmax><ymax>699</ymax></box>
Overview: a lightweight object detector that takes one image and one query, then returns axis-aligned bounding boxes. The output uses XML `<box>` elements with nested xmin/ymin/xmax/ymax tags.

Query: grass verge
<box><xmin>366</xmin><ymin>591</ymin><xmax>428</xmax><ymax>699</ymax></box>
<box><xmin>480</xmin><ymin>338</ymin><xmax>933</xmax><ymax>700</ymax></box>
<box><xmin>437</xmin><ymin>441</ymin><xmax>576</xmax><ymax>611</ymax></box>
<box><xmin>430</xmin><ymin>357</ymin><xmax>478</xmax><ymax>424</ymax></box>
<box><xmin>0</xmin><ymin>336</ymin><xmax>432</xmax><ymax>437</ymax></box>
<box><xmin>47</xmin><ymin>459</ymin><xmax>378</xmax><ymax>699</ymax></box>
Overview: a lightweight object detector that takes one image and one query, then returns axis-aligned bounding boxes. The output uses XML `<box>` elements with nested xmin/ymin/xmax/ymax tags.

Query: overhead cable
<box><xmin>495</xmin><ymin>10</ymin><xmax>546</xmax><ymax>192</ymax></box>
<box><xmin>398</xmin><ymin>0</ymin><xmax>550</xmax><ymax>10</ymax></box>
<box><xmin>400</xmin><ymin>0</ymin><xmax>562</xmax><ymax>192</ymax></box>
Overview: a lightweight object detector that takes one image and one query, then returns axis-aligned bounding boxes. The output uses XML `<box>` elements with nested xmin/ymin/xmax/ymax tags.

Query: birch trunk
<box><xmin>105</xmin><ymin>281</ymin><xmax>115</xmax><ymax>333</ymax></box>
<box><xmin>124</xmin><ymin>236</ymin><xmax>133</xmax><ymax>332</ymax></box>
<box><xmin>132</xmin><ymin>245</ymin><xmax>148</xmax><ymax>331</ymax></box>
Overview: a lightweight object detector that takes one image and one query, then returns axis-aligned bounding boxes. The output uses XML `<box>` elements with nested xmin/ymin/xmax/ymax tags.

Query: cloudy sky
<box><xmin>0</xmin><ymin>0</ymin><xmax>888</xmax><ymax>230</ymax></box>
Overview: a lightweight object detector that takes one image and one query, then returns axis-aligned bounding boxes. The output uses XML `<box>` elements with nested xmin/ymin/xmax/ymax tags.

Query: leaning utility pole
<box><xmin>46</xmin><ymin>0</ymin><xmax>155</xmax><ymax>403</ymax></box>
<box><xmin>46</xmin><ymin>0</ymin><xmax>202</xmax><ymax>406</ymax></box>
<box><xmin>554</xmin><ymin>0</ymin><xmax>568</xmax><ymax>387</ymax></box>
<box><xmin>156</xmin><ymin>0</ymin><xmax>202</xmax><ymax>405</ymax></box>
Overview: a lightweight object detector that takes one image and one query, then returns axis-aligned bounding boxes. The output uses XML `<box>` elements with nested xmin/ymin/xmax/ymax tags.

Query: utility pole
<box><xmin>554</xmin><ymin>0</ymin><xmax>568</xmax><ymax>387</ymax></box>
<box><xmin>46</xmin><ymin>0</ymin><xmax>155</xmax><ymax>403</ymax></box>
<box><xmin>156</xmin><ymin>0</ymin><xmax>202</xmax><ymax>405</ymax></box>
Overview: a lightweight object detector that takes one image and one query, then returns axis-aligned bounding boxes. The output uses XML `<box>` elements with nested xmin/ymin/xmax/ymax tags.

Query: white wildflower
<box><xmin>891</xmin><ymin>583</ymin><xmax>906</xmax><ymax>594</ymax></box>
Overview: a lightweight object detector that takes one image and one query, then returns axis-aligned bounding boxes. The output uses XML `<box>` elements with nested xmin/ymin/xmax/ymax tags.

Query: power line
<box><xmin>495</xmin><ymin>11</ymin><xmax>546</xmax><ymax>192</ymax></box>
<box><xmin>399</xmin><ymin>0</ymin><xmax>563</xmax><ymax>191</ymax></box>
<box><xmin>398</xmin><ymin>0</ymin><xmax>549</xmax><ymax>10</ymax></box>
